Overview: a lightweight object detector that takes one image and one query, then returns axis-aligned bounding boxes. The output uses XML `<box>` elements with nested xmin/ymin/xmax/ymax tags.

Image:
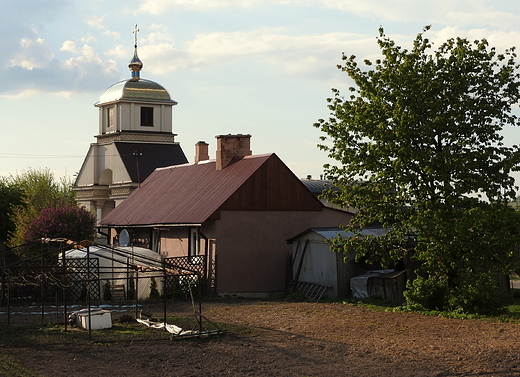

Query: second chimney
<box><xmin>216</xmin><ymin>134</ymin><xmax>252</xmax><ymax>170</ymax></box>
<box><xmin>195</xmin><ymin>141</ymin><xmax>209</xmax><ymax>163</ymax></box>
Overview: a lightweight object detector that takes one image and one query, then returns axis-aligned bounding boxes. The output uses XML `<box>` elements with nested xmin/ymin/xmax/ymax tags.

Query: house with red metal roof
<box><xmin>100</xmin><ymin>134</ymin><xmax>353</xmax><ymax>296</ymax></box>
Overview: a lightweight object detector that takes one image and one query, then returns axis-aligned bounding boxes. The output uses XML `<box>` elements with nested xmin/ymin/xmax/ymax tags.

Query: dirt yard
<box><xmin>2</xmin><ymin>299</ymin><xmax>520</xmax><ymax>376</ymax></box>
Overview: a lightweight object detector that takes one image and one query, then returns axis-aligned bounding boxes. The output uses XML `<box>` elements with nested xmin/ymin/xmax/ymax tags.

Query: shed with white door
<box><xmin>288</xmin><ymin>227</ymin><xmax>387</xmax><ymax>298</ymax></box>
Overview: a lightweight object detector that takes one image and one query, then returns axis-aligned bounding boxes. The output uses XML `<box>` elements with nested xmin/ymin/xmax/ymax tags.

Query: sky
<box><xmin>2</xmin><ymin>0</ymin><xmax>520</xmax><ymax>183</ymax></box>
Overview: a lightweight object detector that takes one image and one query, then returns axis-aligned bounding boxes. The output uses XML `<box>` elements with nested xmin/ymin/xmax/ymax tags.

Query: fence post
<box><xmin>62</xmin><ymin>246</ymin><xmax>67</xmax><ymax>331</ymax></box>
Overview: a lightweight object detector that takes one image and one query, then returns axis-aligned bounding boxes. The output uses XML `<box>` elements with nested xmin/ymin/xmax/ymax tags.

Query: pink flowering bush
<box><xmin>24</xmin><ymin>205</ymin><xmax>96</xmax><ymax>244</ymax></box>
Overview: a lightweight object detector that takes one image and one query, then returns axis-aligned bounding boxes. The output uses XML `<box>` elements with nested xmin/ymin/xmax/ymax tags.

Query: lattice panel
<box><xmin>65</xmin><ymin>258</ymin><xmax>100</xmax><ymax>301</ymax></box>
<box><xmin>163</xmin><ymin>256</ymin><xmax>207</xmax><ymax>297</ymax></box>
<box><xmin>209</xmin><ymin>258</ymin><xmax>216</xmax><ymax>289</ymax></box>
<box><xmin>164</xmin><ymin>255</ymin><xmax>206</xmax><ymax>276</ymax></box>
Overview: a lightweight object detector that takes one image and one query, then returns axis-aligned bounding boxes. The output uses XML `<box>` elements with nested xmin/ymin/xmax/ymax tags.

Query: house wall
<box><xmin>159</xmin><ymin>228</ymin><xmax>190</xmax><ymax>257</ymax></box>
<box><xmin>159</xmin><ymin>222</ymin><xmax>217</xmax><ymax>259</ymax></box>
<box><xmin>154</xmin><ymin>224</ymin><xmax>217</xmax><ymax>292</ymax></box>
<box><xmin>214</xmin><ymin>208</ymin><xmax>352</xmax><ymax>295</ymax></box>
<box><xmin>220</xmin><ymin>154</ymin><xmax>324</xmax><ymax>212</ymax></box>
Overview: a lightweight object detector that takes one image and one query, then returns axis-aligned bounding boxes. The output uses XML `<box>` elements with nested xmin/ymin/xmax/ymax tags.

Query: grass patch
<box><xmin>0</xmin><ymin>315</ymin><xmax>211</xmax><ymax>347</ymax></box>
<box><xmin>334</xmin><ymin>294</ymin><xmax>520</xmax><ymax>322</ymax></box>
<box><xmin>0</xmin><ymin>312</ymin><xmax>236</xmax><ymax>351</ymax></box>
<box><xmin>338</xmin><ymin>297</ymin><xmax>402</xmax><ymax>312</ymax></box>
<box><xmin>0</xmin><ymin>352</ymin><xmax>41</xmax><ymax>377</ymax></box>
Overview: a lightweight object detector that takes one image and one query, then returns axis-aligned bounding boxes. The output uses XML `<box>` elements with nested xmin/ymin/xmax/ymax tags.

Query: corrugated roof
<box><xmin>288</xmin><ymin>226</ymin><xmax>387</xmax><ymax>242</ymax></box>
<box><xmin>100</xmin><ymin>154</ymin><xmax>272</xmax><ymax>226</ymax></box>
<box><xmin>312</xmin><ymin>227</ymin><xmax>387</xmax><ymax>239</ymax></box>
<box><xmin>300</xmin><ymin>179</ymin><xmax>340</xmax><ymax>195</ymax></box>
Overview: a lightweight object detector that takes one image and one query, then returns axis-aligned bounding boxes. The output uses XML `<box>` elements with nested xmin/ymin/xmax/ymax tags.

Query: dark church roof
<box><xmin>115</xmin><ymin>142</ymin><xmax>188</xmax><ymax>183</ymax></box>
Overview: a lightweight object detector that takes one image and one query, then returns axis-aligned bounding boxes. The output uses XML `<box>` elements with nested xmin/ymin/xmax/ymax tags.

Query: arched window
<box><xmin>99</xmin><ymin>169</ymin><xmax>113</xmax><ymax>186</ymax></box>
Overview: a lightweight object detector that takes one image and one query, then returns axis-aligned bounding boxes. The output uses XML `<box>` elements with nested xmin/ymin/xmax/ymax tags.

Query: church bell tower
<box><xmin>73</xmin><ymin>25</ymin><xmax>188</xmax><ymax>224</ymax></box>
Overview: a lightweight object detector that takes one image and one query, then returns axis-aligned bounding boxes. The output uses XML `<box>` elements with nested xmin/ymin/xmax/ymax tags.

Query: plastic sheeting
<box><xmin>136</xmin><ymin>318</ymin><xmax>195</xmax><ymax>336</ymax></box>
<box><xmin>350</xmin><ymin>270</ymin><xmax>394</xmax><ymax>298</ymax></box>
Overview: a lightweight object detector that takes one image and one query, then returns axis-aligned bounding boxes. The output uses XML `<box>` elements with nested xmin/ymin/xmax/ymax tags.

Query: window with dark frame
<box><xmin>152</xmin><ymin>229</ymin><xmax>160</xmax><ymax>253</ymax></box>
<box><xmin>140</xmin><ymin>106</ymin><xmax>154</xmax><ymax>127</ymax></box>
<box><xmin>108</xmin><ymin>107</ymin><xmax>114</xmax><ymax>128</ymax></box>
<box><xmin>189</xmin><ymin>227</ymin><xmax>201</xmax><ymax>264</ymax></box>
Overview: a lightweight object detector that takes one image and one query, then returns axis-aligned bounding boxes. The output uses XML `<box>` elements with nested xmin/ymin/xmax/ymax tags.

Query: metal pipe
<box><xmin>163</xmin><ymin>259</ymin><xmax>167</xmax><ymax>330</ymax></box>
<box><xmin>87</xmin><ymin>244</ymin><xmax>92</xmax><ymax>340</ymax></box>
<box><xmin>62</xmin><ymin>246</ymin><xmax>67</xmax><ymax>331</ymax></box>
<box><xmin>6</xmin><ymin>277</ymin><xmax>10</xmax><ymax>325</ymax></box>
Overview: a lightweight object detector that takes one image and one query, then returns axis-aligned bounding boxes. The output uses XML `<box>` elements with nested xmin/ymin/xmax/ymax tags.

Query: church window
<box><xmin>107</xmin><ymin>107</ymin><xmax>114</xmax><ymax>128</ymax></box>
<box><xmin>141</xmin><ymin>106</ymin><xmax>154</xmax><ymax>127</ymax></box>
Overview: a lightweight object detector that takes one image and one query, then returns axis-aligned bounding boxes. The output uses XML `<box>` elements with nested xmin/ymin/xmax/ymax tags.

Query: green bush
<box><xmin>103</xmin><ymin>281</ymin><xmax>112</xmax><ymax>301</ymax></box>
<box><xmin>149</xmin><ymin>277</ymin><xmax>160</xmax><ymax>299</ymax></box>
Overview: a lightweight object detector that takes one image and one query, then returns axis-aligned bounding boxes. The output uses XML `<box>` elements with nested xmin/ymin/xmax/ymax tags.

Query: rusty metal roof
<box><xmin>100</xmin><ymin>154</ymin><xmax>273</xmax><ymax>226</ymax></box>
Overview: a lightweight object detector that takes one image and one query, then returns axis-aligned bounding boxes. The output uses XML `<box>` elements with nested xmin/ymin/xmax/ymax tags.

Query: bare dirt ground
<box><xmin>2</xmin><ymin>298</ymin><xmax>520</xmax><ymax>377</ymax></box>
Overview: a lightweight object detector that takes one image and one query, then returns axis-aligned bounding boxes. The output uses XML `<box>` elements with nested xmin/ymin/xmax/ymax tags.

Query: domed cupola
<box><xmin>94</xmin><ymin>25</ymin><xmax>178</xmax><ymax>138</ymax></box>
<box><xmin>128</xmin><ymin>25</ymin><xmax>143</xmax><ymax>80</ymax></box>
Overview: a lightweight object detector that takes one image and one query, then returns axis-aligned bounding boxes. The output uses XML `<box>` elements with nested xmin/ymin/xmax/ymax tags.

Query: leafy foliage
<box><xmin>23</xmin><ymin>205</ymin><xmax>96</xmax><ymax>244</ymax></box>
<box><xmin>315</xmin><ymin>27</ymin><xmax>520</xmax><ymax>314</ymax></box>
<box><xmin>149</xmin><ymin>277</ymin><xmax>160</xmax><ymax>299</ymax></box>
<box><xmin>7</xmin><ymin>168</ymin><xmax>76</xmax><ymax>248</ymax></box>
<box><xmin>0</xmin><ymin>177</ymin><xmax>23</xmax><ymax>244</ymax></box>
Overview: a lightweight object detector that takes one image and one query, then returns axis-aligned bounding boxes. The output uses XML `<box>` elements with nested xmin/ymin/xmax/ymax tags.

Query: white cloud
<box><xmin>143</xmin><ymin>31</ymin><xmax>175</xmax><ymax>46</ymax></box>
<box><xmin>64</xmin><ymin>44</ymin><xmax>117</xmax><ymax>76</ymax></box>
<box><xmin>136</xmin><ymin>0</ymin><xmax>310</xmax><ymax>14</ymax></box>
<box><xmin>140</xmin><ymin>28</ymin><xmax>373</xmax><ymax>78</ymax></box>
<box><xmin>425</xmin><ymin>27</ymin><xmax>520</xmax><ymax>53</ymax></box>
<box><xmin>320</xmin><ymin>0</ymin><xmax>520</xmax><ymax>29</ymax></box>
<box><xmin>103</xmin><ymin>30</ymin><xmax>121</xmax><ymax>40</ymax></box>
<box><xmin>0</xmin><ymin>89</ymin><xmax>42</xmax><ymax>100</ymax></box>
<box><xmin>80</xmin><ymin>35</ymin><xmax>97</xmax><ymax>44</ymax></box>
<box><xmin>4</xmin><ymin>35</ymin><xmax>119</xmax><ymax>97</ymax></box>
<box><xmin>84</xmin><ymin>15</ymin><xmax>106</xmax><ymax>30</ymax></box>
<box><xmin>105</xmin><ymin>44</ymin><xmax>129</xmax><ymax>59</ymax></box>
<box><xmin>60</xmin><ymin>40</ymin><xmax>77</xmax><ymax>53</ymax></box>
<box><xmin>9</xmin><ymin>38</ymin><xmax>54</xmax><ymax>70</ymax></box>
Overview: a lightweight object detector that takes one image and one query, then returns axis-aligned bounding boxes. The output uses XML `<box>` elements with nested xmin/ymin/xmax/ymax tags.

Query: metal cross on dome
<box><xmin>133</xmin><ymin>24</ymin><xmax>139</xmax><ymax>47</ymax></box>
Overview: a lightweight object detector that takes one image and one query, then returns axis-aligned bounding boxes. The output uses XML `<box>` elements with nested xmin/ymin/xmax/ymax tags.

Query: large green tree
<box><xmin>315</xmin><ymin>27</ymin><xmax>520</xmax><ymax>314</ymax></box>
<box><xmin>7</xmin><ymin>168</ymin><xmax>76</xmax><ymax>248</ymax></box>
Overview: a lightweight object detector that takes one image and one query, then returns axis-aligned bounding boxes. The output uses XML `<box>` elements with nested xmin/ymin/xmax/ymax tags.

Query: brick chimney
<box><xmin>195</xmin><ymin>141</ymin><xmax>209</xmax><ymax>163</ymax></box>
<box><xmin>216</xmin><ymin>134</ymin><xmax>252</xmax><ymax>170</ymax></box>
